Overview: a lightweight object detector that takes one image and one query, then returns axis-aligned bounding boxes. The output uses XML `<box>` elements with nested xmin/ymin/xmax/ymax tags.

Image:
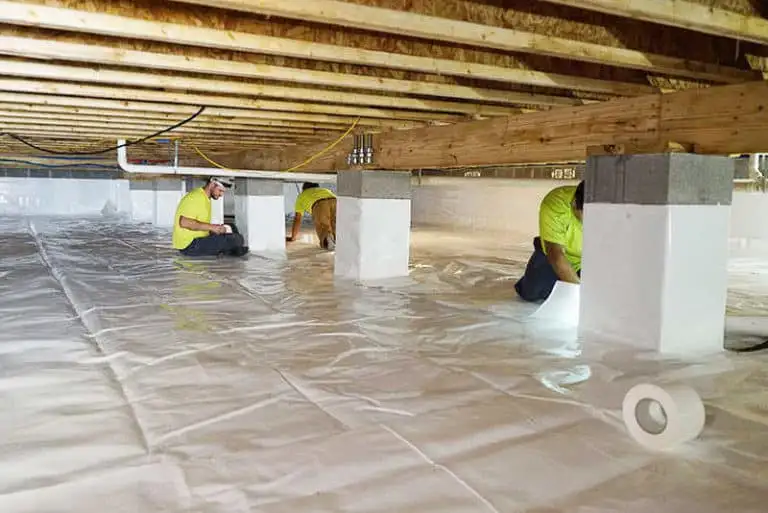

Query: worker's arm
<box><xmin>286</xmin><ymin>213</ymin><xmax>302</xmax><ymax>242</ymax></box>
<box><xmin>543</xmin><ymin>241</ymin><xmax>580</xmax><ymax>284</ymax></box>
<box><xmin>179</xmin><ymin>215</ymin><xmax>226</xmax><ymax>234</ymax></box>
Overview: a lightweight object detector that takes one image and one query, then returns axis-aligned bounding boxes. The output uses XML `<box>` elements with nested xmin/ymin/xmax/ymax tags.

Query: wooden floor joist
<box><xmin>0</xmin><ymin>87</ymin><xmax>440</xmax><ymax>128</ymax></box>
<box><xmin>0</xmin><ymin>0</ymin><xmax>763</xmax><ymax>165</ymax></box>
<box><xmin>170</xmin><ymin>0</ymin><xmax>758</xmax><ymax>83</ymax></box>
<box><xmin>0</xmin><ymin>0</ymin><xmax>655</xmax><ymax>97</ymax></box>
<box><xmin>0</xmin><ymin>105</ymin><xmax>347</xmax><ymax>133</ymax></box>
<box><xmin>0</xmin><ymin>127</ymin><xmax>302</xmax><ymax>147</ymax></box>
<box><xmin>0</xmin><ymin>35</ymin><xmax>583</xmax><ymax>108</ymax></box>
<box><xmin>240</xmin><ymin>80</ymin><xmax>768</xmax><ymax>171</ymax></box>
<box><xmin>542</xmin><ymin>0</ymin><xmax>768</xmax><ymax>46</ymax></box>
<box><xmin>0</xmin><ymin>140</ymin><xmax>259</xmax><ymax>161</ymax></box>
<box><xmin>0</xmin><ymin>60</ymin><xmax>525</xmax><ymax>117</ymax></box>
<box><xmin>0</xmin><ymin>114</ymin><xmax>336</xmax><ymax>140</ymax></box>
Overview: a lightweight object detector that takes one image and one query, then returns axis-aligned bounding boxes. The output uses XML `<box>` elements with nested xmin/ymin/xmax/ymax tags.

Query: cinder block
<box><xmin>586</xmin><ymin>153</ymin><xmax>734</xmax><ymax>206</ymax></box>
<box><xmin>337</xmin><ymin>170</ymin><xmax>411</xmax><ymax>200</ymax></box>
<box><xmin>235</xmin><ymin>178</ymin><xmax>283</xmax><ymax>196</ymax></box>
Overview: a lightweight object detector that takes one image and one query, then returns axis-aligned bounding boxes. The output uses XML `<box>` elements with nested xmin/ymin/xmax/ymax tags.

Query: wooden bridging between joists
<box><xmin>170</xmin><ymin>0</ymin><xmax>758</xmax><ymax>83</ymax></box>
<box><xmin>239</xmin><ymin>80</ymin><xmax>768</xmax><ymax>171</ymax></box>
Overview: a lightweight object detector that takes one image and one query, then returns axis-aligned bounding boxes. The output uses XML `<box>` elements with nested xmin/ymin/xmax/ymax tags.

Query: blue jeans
<box><xmin>180</xmin><ymin>233</ymin><xmax>246</xmax><ymax>257</ymax></box>
<box><xmin>514</xmin><ymin>237</ymin><xmax>580</xmax><ymax>302</ymax></box>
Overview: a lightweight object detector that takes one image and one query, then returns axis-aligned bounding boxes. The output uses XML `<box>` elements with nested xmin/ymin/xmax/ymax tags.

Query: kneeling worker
<box><xmin>286</xmin><ymin>182</ymin><xmax>337</xmax><ymax>250</ymax></box>
<box><xmin>172</xmin><ymin>177</ymin><xmax>249</xmax><ymax>257</ymax></box>
<box><xmin>515</xmin><ymin>180</ymin><xmax>584</xmax><ymax>302</ymax></box>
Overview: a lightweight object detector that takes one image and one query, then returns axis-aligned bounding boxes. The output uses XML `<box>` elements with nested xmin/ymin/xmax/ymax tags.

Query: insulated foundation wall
<box><xmin>0</xmin><ymin>174</ymin><xmax>336</xmax><ymax>225</ymax></box>
<box><xmin>411</xmin><ymin>178</ymin><xmax>579</xmax><ymax>236</ymax></box>
<box><xmin>0</xmin><ymin>173</ymin><xmax>131</xmax><ymax>216</ymax></box>
<box><xmin>411</xmin><ymin>176</ymin><xmax>768</xmax><ymax>247</ymax></box>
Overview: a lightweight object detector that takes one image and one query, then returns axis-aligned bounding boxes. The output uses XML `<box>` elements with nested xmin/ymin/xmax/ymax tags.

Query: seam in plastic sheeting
<box><xmin>380</xmin><ymin>424</ymin><xmax>502</xmax><ymax>513</ymax></box>
<box><xmin>27</xmin><ymin>220</ymin><xmax>152</xmax><ymax>454</ymax></box>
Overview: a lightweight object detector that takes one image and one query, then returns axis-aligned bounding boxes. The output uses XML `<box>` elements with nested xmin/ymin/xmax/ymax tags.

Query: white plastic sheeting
<box><xmin>2</xmin><ymin>216</ymin><xmax>768</xmax><ymax>513</ymax></box>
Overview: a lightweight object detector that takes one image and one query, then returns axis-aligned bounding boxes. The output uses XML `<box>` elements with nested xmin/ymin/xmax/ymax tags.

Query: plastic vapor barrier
<box><xmin>0</xmin><ymin>216</ymin><xmax>767</xmax><ymax>512</ymax></box>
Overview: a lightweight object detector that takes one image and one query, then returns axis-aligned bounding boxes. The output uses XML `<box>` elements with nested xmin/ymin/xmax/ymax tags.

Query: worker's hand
<box><xmin>211</xmin><ymin>224</ymin><xmax>228</xmax><ymax>235</ymax></box>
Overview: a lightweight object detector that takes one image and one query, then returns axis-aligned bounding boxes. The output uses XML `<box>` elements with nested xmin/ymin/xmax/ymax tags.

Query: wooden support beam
<box><xmin>542</xmin><ymin>0</ymin><xmax>768</xmax><ymax>46</ymax></box>
<box><xmin>0</xmin><ymin>36</ymin><xmax>579</xmax><ymax>108</ymax></box>
<box><xmin>0</xmin><ymin>87</ymin><xmax>437</xmax><ymax>128</ymax></box>
<box><xmin>0</xmin><ymin>0</ymin><xmax>654</xmax><ymax>97</ymax></box>
<box><xmin>171</xmin><ymin>0</ymin><xmax>757</xmax><ymax>83</ymax></box>
<box><xmin>239</xmin><ymin>80</ymin><xmax>768</xmax><ymax>171</ymax></box>
<box><xmin>0</xmin><ymin>60</ymin><xmax>523</xmax><ymax>117</ymax></box>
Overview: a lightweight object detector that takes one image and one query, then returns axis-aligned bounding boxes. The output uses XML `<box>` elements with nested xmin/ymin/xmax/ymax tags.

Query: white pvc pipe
<box><xmin>116</xmin><ymin>140</ymin><xmax>336</xmax><ymax>183</ymax></box>
<box><xmin>749</xmin><ymin>153</ymin><xmax>767</xmax><ymax>179</ymax></box>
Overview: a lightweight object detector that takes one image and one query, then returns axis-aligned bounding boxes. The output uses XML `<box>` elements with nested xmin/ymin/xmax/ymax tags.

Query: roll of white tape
<box><xmin>223</xmin><ymin>224</ymin><xmax>233</xmax><ymax>234</ymax></box>
<box><xmin>622</xmin><ymin>383</ymin><xmax>705</xmax><ymax>451</ymax></box>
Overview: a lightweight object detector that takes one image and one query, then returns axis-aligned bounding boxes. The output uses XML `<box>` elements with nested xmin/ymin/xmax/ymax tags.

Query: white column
<box><xmin>128</xmin><ymin>179</ymin><xmax>155</xmax><ymax>223</ymax></box>
<box><xmin>579</xmin><ymin>153</ymin><xmax>734</xmax><ymax>355</ymax></box>
<box><xmin>153</xmin><ymin>179</ymin><xmax>185</xmax><ymax>228</ymax></box>
<box><xmin>335</xmin><ymin>170</ymin><xmax>412</xmax><ymax>282</ymax></box>
<box><xmin>234</xmin><ymin>178</ymin><xmax>285</xmax><ymax>255</ymax></box>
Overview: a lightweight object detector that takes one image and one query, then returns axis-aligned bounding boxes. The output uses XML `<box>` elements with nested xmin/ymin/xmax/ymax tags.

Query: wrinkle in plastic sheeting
<box><xmin>1</xmin><ymin>216</ymin><xmax>768</xmax><ymax>513</ymax></box>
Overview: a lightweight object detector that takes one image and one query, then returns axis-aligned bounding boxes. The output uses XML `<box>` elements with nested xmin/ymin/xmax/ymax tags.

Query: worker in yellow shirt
<box><xmin>172</xmin><ymin>177</ymin><xmax>248</xmax><ymax>257</ymax></box>
<box><xmin>286</xmin><ymin>182</ymin><xmax>337</xmax><ymax>250</ymax></box>
<box><xmin>515</xmin><ymin>181</ymin><xmax>584</xmax><ymax>301</ymax></box>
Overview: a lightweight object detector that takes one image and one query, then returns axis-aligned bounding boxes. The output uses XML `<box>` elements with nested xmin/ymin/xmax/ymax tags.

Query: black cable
<box><xmin>0</xmin><ymin>106</ymin><xmax>206</xmax><ymax>156</ymax></box>
<box><xmin>728</xmin><ymin>340</ymin><xmax>768</xmax><ymax>353</ymax></box>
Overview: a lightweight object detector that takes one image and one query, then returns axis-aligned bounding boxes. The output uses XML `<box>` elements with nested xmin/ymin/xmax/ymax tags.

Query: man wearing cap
<box><xmin>172</xmin><ymin>177</ymin><xmax>248</xmax><ymax>257</ymax></box>
<box><xmin>286</xmin><ymin>182</ymin><xmax>337</xmax><ymax>250</ymax></box>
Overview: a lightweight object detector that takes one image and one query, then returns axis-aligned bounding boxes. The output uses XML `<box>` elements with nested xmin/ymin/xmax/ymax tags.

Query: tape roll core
<box><xmin>635</xmin><ymin>398</ymin><xmax>668</xmax><ymax>435</ymax></box>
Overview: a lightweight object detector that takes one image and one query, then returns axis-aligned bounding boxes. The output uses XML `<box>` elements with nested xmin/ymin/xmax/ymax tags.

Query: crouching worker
<box><xmin>172</xmin><ymin>177</ymin><xmax>249</xmax><ymax>257</ymax></box>
<box><xmin>515</xmin><ymin>180</ymin><xmax>584</xmax><ymax>302</ymax></box>
<box><xmin>286</xmin><ymin>182</ymin><xmax>337</xmax><ymax>250</ymax></box>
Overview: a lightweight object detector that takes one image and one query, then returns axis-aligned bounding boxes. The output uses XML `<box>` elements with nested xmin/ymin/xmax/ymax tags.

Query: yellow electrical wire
<box><xmin>187</xmin><ymin>117</ymin><xmax>361</xmax><ymax>172</ymax></box>
<box><xmin>282</xmin><ymin>117</ymin><xmax>360</xmax><ymax>172</ymax></box>
<box><xmin>191</xmin><ymin>143</ymin><xmax>229</xmax><ymax>169</ymax></box>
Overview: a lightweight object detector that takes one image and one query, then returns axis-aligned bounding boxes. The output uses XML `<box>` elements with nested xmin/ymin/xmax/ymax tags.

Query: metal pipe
<box><xmin>116</xmin><ymin>140</ymin><xmax>336</xmax><ymax>183</ymax></box>
<box><xmin>173</xmin><ymin>140</ymin><xmax>179</xmax><ymax>169</ymax></box>
<box><xmin>352</xmin><ymin>133</ymin><xmax>361</xmax><ymax>165</ymax></box>
<box><xmin>365</xmin><ymin>133</ymin><xmax>374</xmax><ymax>165</ymax></box>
